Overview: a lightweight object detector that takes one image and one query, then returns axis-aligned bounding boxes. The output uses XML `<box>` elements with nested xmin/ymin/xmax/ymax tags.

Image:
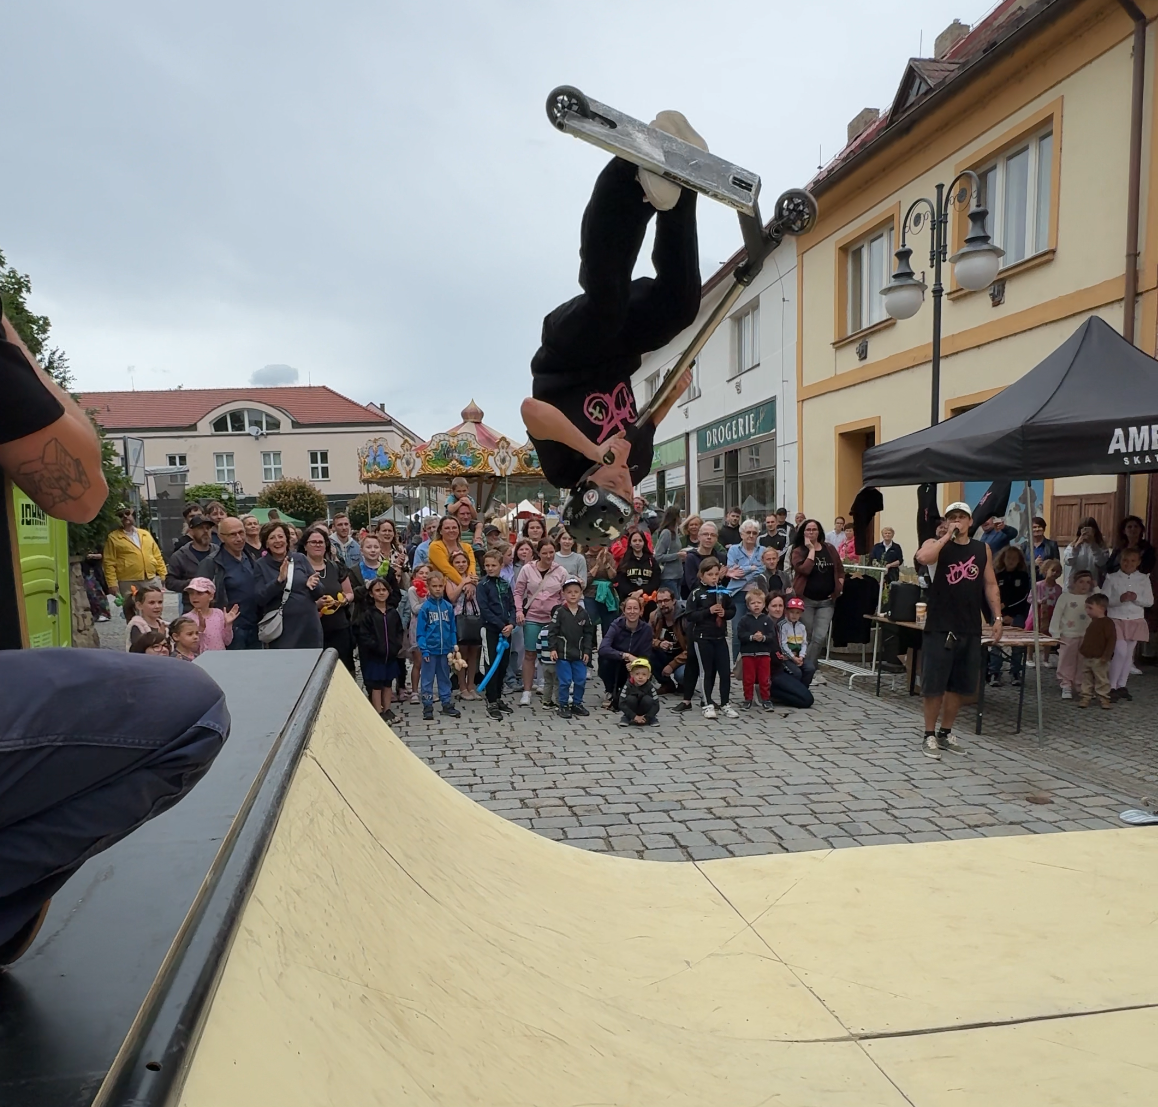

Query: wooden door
<box><xmin>1050</xmin><ymin>492</ymin><xmax>1121</xmax><ymax>546</ymax></box>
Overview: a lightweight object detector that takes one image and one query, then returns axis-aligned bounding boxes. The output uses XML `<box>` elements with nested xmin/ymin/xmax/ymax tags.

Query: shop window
<box><xmin>977</xmin><ymin>128</ymin><xmax>1052</xmax><ymax>267</ymax></box>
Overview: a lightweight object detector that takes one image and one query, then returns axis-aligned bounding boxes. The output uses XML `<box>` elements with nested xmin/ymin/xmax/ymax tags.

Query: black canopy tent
<box><xmin>860</xmin><ymin>315</ymin><xmax>1158</xmax><ymax>743</ymax></box>
<box><xmin>861</xmin><ymin>316</ymin><xmax>1158</xmax><ymax>487</ymax></box>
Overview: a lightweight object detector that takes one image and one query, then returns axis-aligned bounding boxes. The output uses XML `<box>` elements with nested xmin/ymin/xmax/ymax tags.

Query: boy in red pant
<box><xmin>736</xmin><ymin>588</ymin><xmax>777</xmax><ymax>711</ymax></box>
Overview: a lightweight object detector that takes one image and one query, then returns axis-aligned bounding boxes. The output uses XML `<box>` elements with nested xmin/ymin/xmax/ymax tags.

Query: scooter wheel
<box><xmin>546</xmin><ymin>85</ymin><xmax>591</xmax><ymax>130</ymax></box>
<box><xmin>774</xmin><ymin>188</ymin><xmax>818</xmax><ymax>236</ymax></box>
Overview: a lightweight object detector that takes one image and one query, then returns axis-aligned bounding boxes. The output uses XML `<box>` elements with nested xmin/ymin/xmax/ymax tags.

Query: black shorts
<box><xmin>920</xmin><ymin>631</ymin><xmax>981</xmax><ymax>697</ymax></box>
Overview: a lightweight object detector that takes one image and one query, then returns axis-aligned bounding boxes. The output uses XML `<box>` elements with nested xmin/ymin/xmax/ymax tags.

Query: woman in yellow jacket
<box><xmin>426</xmin><ymin>515</ymin><xmax>477</xmax><ymax>585</ymax></box>
<box><xmin>102</xmin><ymin>505</ymin><xmax>168</xmax><ymax>598</ymax></box>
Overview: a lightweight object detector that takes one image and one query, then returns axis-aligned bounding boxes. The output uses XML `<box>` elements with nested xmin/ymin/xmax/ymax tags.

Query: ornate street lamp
<box><xmin>881</xmin><ymin>171</ymin><xmax>1003</xmax><ymax>425</ymax></box>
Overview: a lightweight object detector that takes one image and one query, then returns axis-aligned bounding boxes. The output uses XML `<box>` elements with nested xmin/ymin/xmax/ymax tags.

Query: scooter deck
<box><xmin>553</xmin><ymin>93</ymin><xmax>762</xmax><ymax>218</ymax></box>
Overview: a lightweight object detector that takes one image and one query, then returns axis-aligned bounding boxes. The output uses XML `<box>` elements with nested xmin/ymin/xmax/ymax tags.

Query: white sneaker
<box><xmin>1130</xmin><ymin>664</ymin><xmax>1143</xmax><ymax>676</ymax></box>
<box><xmin>638</xmin><ymin>111</ymin><xmax>707</xmax><ymax>211</ymax></box>
<box><xmin>519</xmin><ymin>691</ymin><xmax>532</xmax><ymax>707</ymax></box>
<box><xmin>1060</xmin><ymin>686</ymin><xmax>1073</xmax><ymax>700</ymax></box>
<box><xmin>812</xmin><ymin>673</ymin><xmax>827</xmax><ymax>686</ymax></box>
<box><xmin>720</xmin><ymin>703</ymin><xmax>740</xmax><ymax>719</ymax></box>
<box><xmin>702</xmin><ymin>703</ymin><xmax>718</xmax><ymax>720</ymax></box>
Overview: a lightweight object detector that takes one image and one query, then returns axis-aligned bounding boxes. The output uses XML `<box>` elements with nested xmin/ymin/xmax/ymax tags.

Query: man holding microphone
<box><xmin>914</xmin><ymin>502</ymin><xmax>1003</xmax><ymax>760</ymax></box>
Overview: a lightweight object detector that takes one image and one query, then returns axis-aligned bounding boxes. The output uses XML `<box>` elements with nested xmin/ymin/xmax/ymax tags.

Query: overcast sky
<box><xmin>6</xmin><ymin>0</ymin><xmax>981</xmax><ymax>441</ymax></box>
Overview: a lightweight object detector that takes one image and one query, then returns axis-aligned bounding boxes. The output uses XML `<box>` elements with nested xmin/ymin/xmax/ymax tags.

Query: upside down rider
<box><xmin>521</xmin><ymin>111</ymin><xmax>705</xmax><ymax>505</ymax></box>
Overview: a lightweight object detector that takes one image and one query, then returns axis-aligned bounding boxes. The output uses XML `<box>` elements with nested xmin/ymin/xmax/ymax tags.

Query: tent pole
<box><xmin>1026</xmin><ymin>479</ymin><xmax>1044</xmax><ymax>746</ymax></box>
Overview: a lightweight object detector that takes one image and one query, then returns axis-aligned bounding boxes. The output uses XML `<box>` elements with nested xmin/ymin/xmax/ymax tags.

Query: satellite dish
<box><xmin>248</xmin><ymin>425</ymin><xmax>264</xmax><ymax>439</ymax></box>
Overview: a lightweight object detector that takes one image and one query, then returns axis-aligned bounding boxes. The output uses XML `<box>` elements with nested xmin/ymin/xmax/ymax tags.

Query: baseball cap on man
<box><xmin>187</xmin><ymin>514</ymin><xmax>212</xmax><ymax>528</ymax></box>
<box><xmin>944</xmin><ymin>502</ymin><xmax>973</xmax><ymax>518</ymax></box>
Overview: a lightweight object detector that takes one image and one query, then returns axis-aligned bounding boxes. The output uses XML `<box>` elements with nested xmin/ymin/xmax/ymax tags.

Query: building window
<box><xmin>731</xmin><ymin>302</ymin><xmax>760</xmax><ymax>377</ymax></box>
<box><xmin>644</xmin><ymin>371</ymin><xmax>661</xmax><ymax>401</ymax></box>
<box><xmin>211</xmin><ymin>408</ymin><xmax>281</xmax><ymax>434</ymax></box>
<box><xmin>262</xmin><ymin>451</ymin><xmax>283</xmax><ymax>482</ymax></box>
<box><xmin>978</xmin><ymin>128</ymin><xmax>1052</xmax><ymax>268</ymax></box>
<box><xmin>848</xmin><ymin>226</ymin><xmax>893</xmax><ymax>334</ymax></box>
<box><xmin>677</xmin><ymin>359</ymin><xmax>702</xmax><ymax>405</ymax></box>
<box><xmin>167</xmin><ymin>453</ymin><xmax>187</xmax><ymax>467</ymax></box>
<box><xmin>214</xmin><ymin>453</ymin><xmax>235</xmax><ymax>483</ymax></box>
<box><xmin>309</xmin><ymin>450</ymin><xmax>330</xmax><ymax>481</ymax></box>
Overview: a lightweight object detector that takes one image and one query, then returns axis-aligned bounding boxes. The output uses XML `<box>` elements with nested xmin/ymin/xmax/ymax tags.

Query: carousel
<box><xmin>357</xmin><ymin>400</ymin><xmax>545</xmax><ymax>522</ymax></box>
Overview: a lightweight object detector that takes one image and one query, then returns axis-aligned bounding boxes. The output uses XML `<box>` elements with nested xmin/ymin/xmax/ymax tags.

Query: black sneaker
<box><xmin>617</xmin><ymin>717</ymin><xmax>630</xmax><ymax>728</ymax></box>
<box><xmin>383</xmin><ymin>709</ymin><xmax>398</xmax><ymax>724</ymax></box>
<box><xmin>647</xmin><ymin>717</ymin><xmax>660</xmax><ymax>726</ymax></box>
<box><xmin>761</xmin><ymin>700</ymin><xmax>776</xmax><ymax>711</ymax></box>
<box><xmin>1117</xmin><ymin>687</ymin><xmax>1133</xmax><ymax>701</ymax></box>
<box><xmin>742</xmin><ymin>700</ymin><xmax>755</xmax><ymax>710</ymax></box>
<box><xmin>558</xmin><ymin>704</ymin><xmax>572</xmax><ymax>719</ymax></box>
<box><xmin>1109</xmin><ymin>688</ymin><xmax>1122</xmax><ymax>703</ymax></box>
<box><xmin>441</xmin><ymin>704</ymin><xmax>461</xmax><ymax>718</ymax></box>
<box><xmin>673</xmin><ymin>701</ymin><xmax>692</xmax><ymax>712</ymax></box>
<box><xmin>487</xmin><ymin>704</ymin><xmax>503</xmax><ymax>720</ymax></box>
<box><xmin>570</xmin><ymin>703</ymin><xmax>590</xmax><ymax>717</ymax></box>
<box><xmin>422</xmin><ymin>705</ymin><xmax>434</xmax><ymax>721</ymax></box>
<box><xmin>937</xmin><ymin>728</ymin><xmax>968</xmax><ymax>755</ymax></box>
<box><xmin>498</xmin><ymin>700</ymin><xmax>513</xmax><ymax>713</ymax></box>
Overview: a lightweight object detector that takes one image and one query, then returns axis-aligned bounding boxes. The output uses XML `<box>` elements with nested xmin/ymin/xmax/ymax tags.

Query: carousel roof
<box><xmin>442</xmin><ymin>400</ymin><xmax>504</xmax><ymax>450</ymax></box>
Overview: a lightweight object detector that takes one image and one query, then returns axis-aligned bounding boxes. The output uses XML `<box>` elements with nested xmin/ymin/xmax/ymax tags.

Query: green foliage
<box><xmin>344</xmin><ymin>491</ymin><xmax>393</xmax><ymax>531</ymax></box>
<box><xmin>256</xmin><ymin>477</ymin><xmax>328</xmax><ymax>524</ymax></box>
<box><xmin>184</xmin><ymin>483</ymin><xmax>238</xmax><ymax>517</ymax></box>
<box><xmin>2</xmin><ymin>248</ymin><xmax>133</xmax><ymax>556</ymax></box>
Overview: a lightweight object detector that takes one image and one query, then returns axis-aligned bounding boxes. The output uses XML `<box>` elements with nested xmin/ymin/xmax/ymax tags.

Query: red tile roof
<box><xmin>78</xmin><ymin>386</ymin><xmax>392</xmax><ymax>431</ymax></box>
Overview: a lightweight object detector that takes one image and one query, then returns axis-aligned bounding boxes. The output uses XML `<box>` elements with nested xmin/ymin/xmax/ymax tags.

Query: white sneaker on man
<box><xmin>638</xmin><ymin>111</ymin><xmax>708</xmax><ymax>211</ymax></box>
<box><xmin>519</xmin><ymin>691</ymin><xmax>532</xmax><ymax>707</ymax></box>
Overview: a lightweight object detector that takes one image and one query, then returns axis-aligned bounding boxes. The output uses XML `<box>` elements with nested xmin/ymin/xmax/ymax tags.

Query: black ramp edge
<box><xmin>91</xmin><ymin>648</ymin><xmax>339</xmax><ymax>1107</ymax></box>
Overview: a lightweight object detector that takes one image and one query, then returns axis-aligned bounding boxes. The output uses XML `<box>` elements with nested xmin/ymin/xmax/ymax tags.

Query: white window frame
<box><xmin>211</xmin><ymin>408</ymin><xmax>282</xmax><ymax>434</ymax></box>
<box><xmin>261</xmin><ymin>451</ymin><xmax>283</xmax><ymax>483</ymax></box>
<box><xmin>731</xmin><ymin>301</ymin><xmax>760</xmax><ymax>378</ymax></box>
<box><xmin>214</xmin><ymin>452</ymin><xmax>235</xmax><ymax>483</ymax></box>
<box><xmin>309</xmin><ymin>449</ymin><xmax>330</xmax><ymax>481</ymax></box>
<box><xmin>643</xmin><ymin>371</ymin><xmax>661</xmax><ymax>402</ymax></box>
<box><xmin>847</xmin><ymin>225</ymin><xmax>894</xmax><ymax>335</ymax></box>
<box><xmin>977</xmin><ymin>127</ymin><xmax>1053</xmax><ymax>269</ymax></box>
<box><xmin>677</xmin><ymin>359</ymin><xmax>702</xmax><ymax>405</ymax></box>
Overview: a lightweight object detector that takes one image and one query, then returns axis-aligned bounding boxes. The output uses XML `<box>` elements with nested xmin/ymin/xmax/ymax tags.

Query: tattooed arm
<box><xmin>0</xmin><ymin>314</ymin><xmax>107</xmax><ymax>522</ymax></box>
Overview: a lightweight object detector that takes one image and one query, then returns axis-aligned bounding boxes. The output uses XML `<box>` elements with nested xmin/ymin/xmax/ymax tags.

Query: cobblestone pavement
<box><xmin>96</xmin><ymin>609</ymin><xmax>1154</xmax><ymax>861</ymax></box>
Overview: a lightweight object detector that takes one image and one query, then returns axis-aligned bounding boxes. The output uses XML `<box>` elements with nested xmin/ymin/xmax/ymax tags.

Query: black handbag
<box><xmin>456</xmin><ymin>597</ymin><xmax>482</xmax><ymax>646</ymax></box>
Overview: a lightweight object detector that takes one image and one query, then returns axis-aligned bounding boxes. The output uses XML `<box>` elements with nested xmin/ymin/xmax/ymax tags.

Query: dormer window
<box><xmin>211</xmin><ymin>408</ymin><xmax>281</xmax><ymax>433</ymax></box>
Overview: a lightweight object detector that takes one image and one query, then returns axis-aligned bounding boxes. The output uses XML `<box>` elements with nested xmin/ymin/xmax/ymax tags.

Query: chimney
<box><xmin>934</xmin><ymin>19</ymin><xmax>970</xmax><ymax>58</ymax></box>
<box><xmin>847</xmin><ymin>108</ymin><xmax>880</xmax><ymax>144</ymax></box>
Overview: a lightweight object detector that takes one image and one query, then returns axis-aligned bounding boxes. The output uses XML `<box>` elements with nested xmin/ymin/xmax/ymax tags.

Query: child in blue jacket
<box><xmin>415</xmin><ymin>571</ymin><xmax>461</xmax><ymax>720</ymax></box>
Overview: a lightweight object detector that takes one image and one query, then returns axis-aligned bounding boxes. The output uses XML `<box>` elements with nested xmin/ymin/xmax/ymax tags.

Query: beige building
<box><xmin>79</xmin><ymin>385</ymin><xmax>420</xmax><ymax>501</ymax></box>
<box><xmin>798</xmin><ymin>0</ymin><xmax>1158</xmax><ymax>552</ymax></box>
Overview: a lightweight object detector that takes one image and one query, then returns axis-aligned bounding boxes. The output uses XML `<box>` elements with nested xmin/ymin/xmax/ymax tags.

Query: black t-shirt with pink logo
<box><xmin>926</xmin><ymin>538</ymin><xmax>989</xmax><ymax>637</ymax></box>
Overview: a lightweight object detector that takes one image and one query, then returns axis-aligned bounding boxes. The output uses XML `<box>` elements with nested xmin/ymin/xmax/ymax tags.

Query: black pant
<box><xmin>532</xmin><ymin>158</ymin><xmax>701</xmax><ymax>488</ymax></box>
<box><xmin>597</xmin><ymin>656</ymin><xmax>629</xmax><ymax>706</ymax></box>
<box><xmin>323</xmin><ymin>623</ymin><xmax>355</xmax><ymax>676</ymax></box>
<box><xmin>692</xmin><ymin>638</ymin><xmax>731</xmax><ymax>705</ymax></box>
<box><xmin>0</xmin><ymin>650</ymin><xmax>228</xmax><ymax>945</ymax></box>
<box><xmin>483</xmin><ymin>628</ymin><xmax>512</xmax><ymax>704</ymax></box>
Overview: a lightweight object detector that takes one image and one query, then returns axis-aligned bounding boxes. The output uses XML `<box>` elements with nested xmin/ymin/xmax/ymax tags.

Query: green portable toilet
<box><xmin>13</xmin><ymin>485</ymin><xmax>71</xmax><ymax>648</ymax></box>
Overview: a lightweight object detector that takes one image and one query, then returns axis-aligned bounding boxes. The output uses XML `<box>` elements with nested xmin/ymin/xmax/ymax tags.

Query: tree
<box><xmin>345</xmin><ymin>491</ymin><xmax>393</xmax><ymax>531</ymax></box>
<box><xmin>256</xmin><ymin>477</ymin><xmax>327</xmax><ymax>523</ymax></box>
<box><xmin>1</xmin><ymin>249</ymin><xmax>131</xmax><ymax>555</ymax></box>
<box><xmin>184</xmin><ymin>483</ymin><xmax>238</xmax><ymax>517</ymax></box>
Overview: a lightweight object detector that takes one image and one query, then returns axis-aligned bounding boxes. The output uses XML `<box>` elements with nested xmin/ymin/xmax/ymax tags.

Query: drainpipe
<box><xmin>1117</xmin><ymin>0</ymin><xmax>1147</xmax><ymax>514</ymax></box>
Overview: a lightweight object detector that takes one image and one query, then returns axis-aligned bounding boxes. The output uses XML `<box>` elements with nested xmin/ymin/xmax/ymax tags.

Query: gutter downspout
<box><xmin>1117</xmin><ymin>0</ymin><xmax>1147</xmax><ymax>513</ymax></box>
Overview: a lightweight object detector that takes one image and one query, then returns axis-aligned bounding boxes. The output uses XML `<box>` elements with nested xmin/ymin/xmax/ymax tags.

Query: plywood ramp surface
<box><xmin>179</xmin><ymin>669</ymin><xmax>1158</xmax><ymax>1106</ymax></box>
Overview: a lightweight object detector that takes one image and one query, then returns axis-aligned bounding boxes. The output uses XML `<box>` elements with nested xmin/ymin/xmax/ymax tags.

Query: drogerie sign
<box><xmin>696</xmin><ymin>400</ymin><xmax>776</xmax><ymax>453</ymax></box>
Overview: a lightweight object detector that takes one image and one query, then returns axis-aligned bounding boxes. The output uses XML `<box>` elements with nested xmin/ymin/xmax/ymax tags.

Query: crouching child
<box><xmin>619</xmin><ymin>657</ymin><xmax>660</xmax><ymax>728</ymax></box>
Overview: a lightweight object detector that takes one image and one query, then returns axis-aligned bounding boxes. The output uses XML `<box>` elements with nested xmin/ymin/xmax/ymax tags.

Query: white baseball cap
<box><xmin>944</xmin><ymin>502</ymin><xmax>973</xmax><ymax>517</ymax></box>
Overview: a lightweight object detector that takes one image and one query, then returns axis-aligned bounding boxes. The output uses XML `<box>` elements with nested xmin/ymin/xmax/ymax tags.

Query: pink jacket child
<box><xmin>184</xmin><ymin>577</ymin><xmax>240</xmax><ymax>653</ymax></box>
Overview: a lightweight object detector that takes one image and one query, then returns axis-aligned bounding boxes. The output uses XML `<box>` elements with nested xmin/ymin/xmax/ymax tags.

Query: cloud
<box><xmin>251</xmin><ymin>363</ymin><xmax>299</xmax><ymax>386</ymax></box>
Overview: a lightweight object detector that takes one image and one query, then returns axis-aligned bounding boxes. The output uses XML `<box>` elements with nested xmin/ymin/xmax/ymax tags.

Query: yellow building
<box><xmin>798</xmin><ymin>0</ymin><xmax>1158</xmax><ymax>552</ymax></box>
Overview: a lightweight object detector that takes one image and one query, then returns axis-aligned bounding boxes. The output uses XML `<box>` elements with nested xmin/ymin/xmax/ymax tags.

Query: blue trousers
<box><xmin>420</xmin><ymin>654</ymin><xmax>452</xmax><ymax>706</ymax></box>
<box><xmin>0</xmin><ymin>649</ymin><xmax>229</xmax><ymax>947</ymax></box>
<box><xmin>555</xmin><ymin>658</ymin><xmax>587</xmax><ymax>705</ymax></box>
